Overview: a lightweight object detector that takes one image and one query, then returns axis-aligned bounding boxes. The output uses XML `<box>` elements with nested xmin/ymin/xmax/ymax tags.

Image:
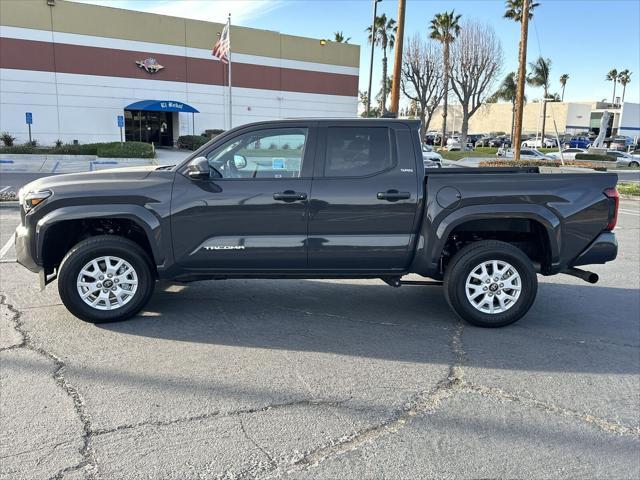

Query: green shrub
<box><xmin>177</xmin><ymin>135</ymin><xmax>208</xmax><ymax>151</ymax></box>
<box><xmin>204</xmin><ymin>129</ymin><xmax>225</xmax><ymax>139</ymax></box>
<box><xmin>480</xmin><ymin>160</ymin><xmax>560</xmax><ymax>168</ymax></box>
<box><xmin>54</xmin><ymin>143</ymin><xmax>99</xmax><ymax>155</ymax></box>
<box><xmin>96</xmin><ymin>142</ymin><xmax>154</xmax><ymax>158</ymax></box>
<box><xmin>1</xmin><ymin>132</ymin><xmax>16</xmax><ymax>147</ymax></box>
<box><xmin>0</xmin><ymin>141</ymin><xmax>152</xmax><ymax>157</ymax></box>
<box><xmin>0</xmin><ymin>145</ymin><xmax>38</xmax><ymax>154</ymax></box>
<box><xmin>618</xmin><ymin>183</ymin><xmax>640</xmax><ymax>196</ymax></box>
<box><xmin>575</xmin><ymin>153</ymin><xmax>615</xmax><ymax>162</ymax></box>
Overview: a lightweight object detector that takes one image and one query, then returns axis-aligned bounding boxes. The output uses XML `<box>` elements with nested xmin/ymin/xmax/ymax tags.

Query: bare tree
<box><xmin>400</xmin><ymin>35</ymin><xmax>445</xmax><ymax>142</ymax></box>
<box><xmin>449</xmin><ymin>21</ymin><xmax>503</xmax><ymax>148</ymax></box>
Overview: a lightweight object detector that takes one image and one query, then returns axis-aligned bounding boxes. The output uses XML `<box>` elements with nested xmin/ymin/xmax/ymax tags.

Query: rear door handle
<box><xmin>377</xmin><ymin>190</ymin><xmax>411</xmax><ymax>202</ymax></box>
<box><xmin>273</xmin><ymin>190</ymin><xmax>307</xmax><ymax>202</ymax></box>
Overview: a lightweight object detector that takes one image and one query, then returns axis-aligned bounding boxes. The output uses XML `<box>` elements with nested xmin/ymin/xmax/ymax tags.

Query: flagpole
<box><xmin>227</xmin><ymin>13</ymin><xmax>232</xmax><ymax>130</ymax></box>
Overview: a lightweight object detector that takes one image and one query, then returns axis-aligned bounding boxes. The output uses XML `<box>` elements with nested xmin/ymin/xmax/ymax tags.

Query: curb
<box><xmin>0</xmin><ymin>201</ymin><xmax>19</xmax><ymax>208</ymax></box>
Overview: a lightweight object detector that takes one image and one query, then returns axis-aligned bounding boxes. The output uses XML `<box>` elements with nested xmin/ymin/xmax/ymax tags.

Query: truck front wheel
<box><xmin>58</xmin><ymin>235</ymin><xmax>156</xmax><ymax>323</ymax></box>
<box><xmin>444</xmin><ymin>240</ymin><xmax>538</xmax><ymax>327</ymax></box>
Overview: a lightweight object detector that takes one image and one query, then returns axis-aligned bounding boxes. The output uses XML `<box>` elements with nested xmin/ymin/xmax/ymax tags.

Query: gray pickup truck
<box><xmin>15</xmin><ymin>119</ymin><xmax>619</xmax><ymax>327</ymax></box>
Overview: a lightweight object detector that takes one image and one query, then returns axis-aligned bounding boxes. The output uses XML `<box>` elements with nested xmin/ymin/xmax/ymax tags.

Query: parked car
<box><xmin>497</xmin><ymin>148</ymin><xmax>555</xmax><ymax>161</ymax></box>
<box><xmin>475</xmin><ymin>136</ymin><xmax>494</xmax><ymax>148</ymax></box>
<box><xmin>605</xmin><ymin>150</ymin><xmax>640</xmax><ymax>167</ymax></box>
<box><xmin>565</xmin><ymin>137</ymin><xmax>592</xmax><ymax>149</ymax></box>
<box><xmin>608</xmin><ymin>136</ymin><xmax>634</xmax><ymax>151</ymax></box>
<box><xmin>522</xmin><ymin>137</ymin><xmax>557</xmax><ymax>148</ymax></box>
<box><xmin>422</xmin><ymin>144</ymin><xmax>443</xmax><ymax>168</ymax></box>
<box><xmin>547</xmin><ymin>148</ymin><xmax>588</xmax><ymax>160</ymax></box>
<box><xmin>489</xmin><ymin>136</ymin><xmax>511</xmax><ymax>148</ymax></box>
<box><xmin>16</xmin><ymin>118</ymin><xmax>619</xmax><ymax>328</ymax></box>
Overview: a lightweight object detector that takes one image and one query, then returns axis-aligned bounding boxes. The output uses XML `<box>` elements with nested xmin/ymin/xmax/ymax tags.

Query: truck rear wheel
<box><xmin>58</xmin><ymin>235</ymin><xmax>155</xmax><ymax>323</ymax></box>
<box><xmin>444</xmin><ymin>240</ymin><xmax>538</xmax><ymax>328</ymax></box>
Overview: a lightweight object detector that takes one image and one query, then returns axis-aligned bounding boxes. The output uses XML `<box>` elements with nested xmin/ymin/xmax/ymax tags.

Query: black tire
<box><xmin>630</xmin><ymin>161</ymin><xmax>639</xmax><ymax>168</ymax></box>
<box><xmin>443</xmin><ymin>240</ymin><xmax>538</xmax><ymax>328</ymax></box>
<box><xmin>58</xmin><ymin>235</ymin><xmax>156</xmax><ymax>323</ymax></box>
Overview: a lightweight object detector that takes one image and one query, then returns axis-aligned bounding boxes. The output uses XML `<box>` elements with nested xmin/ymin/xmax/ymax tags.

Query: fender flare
<box><xmin>423</xmin><ymin>204</ymin><xmax>561</xmax><ymax>273</ymax></box>
<box><xmin>35</xmin><ymin>204</ymin><xmax>164</xmax><ymax>266</ymax></box>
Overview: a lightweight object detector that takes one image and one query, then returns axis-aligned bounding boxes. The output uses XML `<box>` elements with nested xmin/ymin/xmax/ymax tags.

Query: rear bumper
<box><xmin>15</xmin><ymin>225</ymin><xmax>40</xmax><ymax>273</ymax></box>
<box><xmin>571</xmin><ymin>231</ymin><xmax>618</xmax><ymax>267</ymax></box>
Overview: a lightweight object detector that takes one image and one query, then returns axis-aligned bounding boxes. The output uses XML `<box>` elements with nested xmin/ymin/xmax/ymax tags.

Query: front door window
<box><xmin>206</xmin><ymin>128</ymin><xmax>308</xmax><ymax>179</ymax></box>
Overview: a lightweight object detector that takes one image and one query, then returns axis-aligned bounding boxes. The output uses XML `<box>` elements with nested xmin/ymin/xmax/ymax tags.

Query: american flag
<box><xmin>212</xmin><ymin>22</ymin><xmax>230</xmax><ymax>64</ymax></box>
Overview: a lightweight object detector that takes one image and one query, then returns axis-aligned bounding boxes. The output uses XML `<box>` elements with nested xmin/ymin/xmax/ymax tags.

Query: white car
<box><xmin>547</xmin><ymin>148</ymin><xmax>588</xmax><ymax>161</ymax></box>
<box><xmin>497</xmin><ymin>148</ymin><xmax>554</xmax><ymax>161</ymax></box>
<box><xmin>605</xmin><ymin>150</ymin><xmax>640</xmax><ymax>168</ymax></box>
<box><xmin>422</xmin><ymin>145</ymin><xmax>443</xmax><ymax>168</ymax></box>
<box><xmin>522</xmin><ymin>137</ymin><xmax>557</xmax><ymax>148</ymax></box>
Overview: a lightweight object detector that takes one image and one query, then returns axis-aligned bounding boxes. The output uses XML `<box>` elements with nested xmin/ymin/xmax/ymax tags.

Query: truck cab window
<box><xmin>207</xmin><ymin>128</ymin><xmax>308</xmax><ymax>179</ymax></box>
<box><xmin>324</xmin><ymin>127</ymin><xmax>393</xmax><ymax>177</ymax></box>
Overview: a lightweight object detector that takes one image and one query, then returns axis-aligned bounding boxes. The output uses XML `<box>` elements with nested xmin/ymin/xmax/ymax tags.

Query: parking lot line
<box><xmin>619</xmin><ymin>209</ymin><xmax>640</xmax><ymax>216</ymax></box>
<box><xmin>0</xmin><ymin>233</ymin><xmax>15</xmax><ymax>260</ymax></box>
<box><xmin>0</xmin><ymin>186</ymin><xmax>11</xmax><ymax>193</ymax></box>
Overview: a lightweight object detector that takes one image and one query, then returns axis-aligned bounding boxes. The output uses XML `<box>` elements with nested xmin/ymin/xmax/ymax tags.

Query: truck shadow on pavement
<box><xmin>98</xmin><ymin>278</ymin><xmax>640</xmax><ymax>375</ymax></box>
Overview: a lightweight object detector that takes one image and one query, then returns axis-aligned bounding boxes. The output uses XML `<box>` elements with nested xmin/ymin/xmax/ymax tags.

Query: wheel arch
<box><xmin>36</xmin><ymin>205</ymin><xmax>165</xmax><ymax>272</ymax></box>
<box><xmin>413</xmin><ymin>204</ymin><xmax>561</xmax><ymax>277</ymax></box>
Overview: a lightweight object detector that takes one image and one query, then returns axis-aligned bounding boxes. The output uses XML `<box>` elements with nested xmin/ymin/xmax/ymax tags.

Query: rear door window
<box><xmin>324</xmin><ymin>127</ymin><xmax>393</xmax><ymax>177</ymax></box>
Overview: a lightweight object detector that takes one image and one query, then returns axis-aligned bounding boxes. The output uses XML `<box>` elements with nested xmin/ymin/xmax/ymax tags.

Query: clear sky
<box><xmin>73</xmin><ymin>0</ymin><xmax>640</xmax><ymax>104</ymax></box>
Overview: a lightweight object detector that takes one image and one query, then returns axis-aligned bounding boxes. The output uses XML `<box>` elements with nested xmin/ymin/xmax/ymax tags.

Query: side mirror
<box><xmin>187</xmin><ymin>156</ymin><xmax>210</xmax><ymax>179</ymax></box>
<box><xmin>233</xmin><ymin>154</ymin><xmax>247</xmax><ymax>169</ymax></box>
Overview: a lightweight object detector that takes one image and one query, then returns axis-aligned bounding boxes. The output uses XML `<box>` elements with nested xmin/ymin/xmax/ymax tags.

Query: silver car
<box><xmin>606</xmin><ymin>150</ymin><xmax>640</xmax><ymax>168</ymax></box>
<box><xmin>422</xmin><ymin>145</ymin><xmax>443</xmax><ymax>168</ymax></box>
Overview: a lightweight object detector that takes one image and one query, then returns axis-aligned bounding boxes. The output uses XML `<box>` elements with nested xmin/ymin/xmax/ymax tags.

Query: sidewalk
<box><xmin>0</xmin><ymin>148</ymin><xmax>191</xmax><ymax>175</ymax></box>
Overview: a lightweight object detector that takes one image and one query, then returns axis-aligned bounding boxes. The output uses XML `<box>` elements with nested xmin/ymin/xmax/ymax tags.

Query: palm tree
<box><xmin>527</xmin><ymin>56</ymin><xmax>552</xmax><ymax>140</ymax></box>
<box><xmin>606</xmin><ymin>69</ymin><xmax>618</xmax><ymax>103</ymax></box>
<box><xmin>504</xmin><ymin>0</ymin><xmax>540</xmax><ymax>21</ymax></box>
<box><xmin>491</xmin><ymin>72</ymin><xmax>522</xmax><ymax>140</ymax></box>
<box><xmin>618</xmin><ymin>69</ymin><xmax>632</xmax><ymax>103</ymax></box>
<box><xmin>366</xmin><ymin>14</ymin><xmax>397</xmax><ymax>114</ymax></box>
<box><xmin>333</xmin><ymin>31</ymin><xmax>350</xmax><ymax>43</ymax></box>
<box><xmin>559</xmin><ymin>74</ymin><xmax>569</xmax><ymax>101</ymax></box>
<box><xmin>429</xmin><ymin>10</ymin><xmax>461</xmax><ymax>147</ymax></box>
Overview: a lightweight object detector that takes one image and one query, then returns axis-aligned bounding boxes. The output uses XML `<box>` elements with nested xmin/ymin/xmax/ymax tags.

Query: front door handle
<box><xmin>273</xmin><ymin>190</ymin><xmax>307</xmax><ymax>202</ymax></box>
<box><xmin>377</xmin><ymin>190</ymin><xmax>411</xmax><ymax>202</ymax></box>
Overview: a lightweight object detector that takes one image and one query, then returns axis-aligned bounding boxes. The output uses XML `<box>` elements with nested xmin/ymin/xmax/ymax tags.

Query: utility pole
<box><xmin>366</xmin><ymin>0</ymin><xmax>381</xmax><ymax>117</ymax></box>
<box><xmin>389</xmin><ymin>0</ymin><xmax>406</xmax><ymax>116</ymax></box>
<box><xmin>513</xmin><ymin>0</ymin><xmax>530</xmax><ymax>160</ymax></box>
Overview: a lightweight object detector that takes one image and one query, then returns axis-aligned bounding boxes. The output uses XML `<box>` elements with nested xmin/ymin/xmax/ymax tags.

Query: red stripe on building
<box><xmin>0</xmin><ymin>37</ymin><xmax>358</xmax><ymax>97</ymax></box>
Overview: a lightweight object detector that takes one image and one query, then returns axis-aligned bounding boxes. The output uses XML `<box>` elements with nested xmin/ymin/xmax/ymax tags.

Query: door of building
<box><xmin>124</xmin><ymin>110</ymin><xmax>173</xmax><ymax>146</ymax></box>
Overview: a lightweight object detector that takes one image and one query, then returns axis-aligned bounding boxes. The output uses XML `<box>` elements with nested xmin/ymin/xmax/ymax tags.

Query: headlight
<box><xmin>20</xmin><ymin>189</ymin><xmax>52</xmax><ymax>212</ymax></box>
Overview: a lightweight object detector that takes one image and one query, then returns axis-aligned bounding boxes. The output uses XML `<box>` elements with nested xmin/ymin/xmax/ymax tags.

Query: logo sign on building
<box><xmin>136</xmin><ymin>58</ymin><xmax>165</xmax><ymax>73</ymax></box>
<box><xmin>25</xmin><ymin>112</ymin><xmax>33</xmax><ymax>125</ymax></box>
<box><xmin>117</xmin><ymin>115</ymin><xmax>124</xmax><ymax>128</ymax></box>
<box><xmin>159</xmin><ymin>101</ymin><xmax>184</xmax><ymax>111</ymax></box>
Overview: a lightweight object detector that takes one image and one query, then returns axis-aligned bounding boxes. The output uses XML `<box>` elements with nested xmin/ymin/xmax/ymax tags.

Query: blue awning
<box><xmin>125</xmin><ymin>100</ymin><xmax>199</xmax><ymax>113</ymax></box>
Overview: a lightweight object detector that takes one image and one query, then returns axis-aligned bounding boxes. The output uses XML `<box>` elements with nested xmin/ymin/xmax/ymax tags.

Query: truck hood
<box><xmin>21</xmin><ymin>166</ymin><xmax>165</xmax><ymax>194</ymax></box>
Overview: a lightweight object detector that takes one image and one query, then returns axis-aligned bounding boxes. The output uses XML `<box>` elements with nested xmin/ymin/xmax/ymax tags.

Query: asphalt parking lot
<box><xmin>0</xmin><ymin>201</ymin><xmax>639</xmax><ymax>479</ymax></box>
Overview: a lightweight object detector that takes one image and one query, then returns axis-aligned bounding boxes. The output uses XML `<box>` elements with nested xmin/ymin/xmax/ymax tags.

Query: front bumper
<box><xmin>15</xmin><ymin>225</ymin><xmax>40</xmax><ymax>273</ymax></box>
<box><xmin>572</xmin><ymin>231</ymin><xmax>618</xmax><ymax>267</ymax></box>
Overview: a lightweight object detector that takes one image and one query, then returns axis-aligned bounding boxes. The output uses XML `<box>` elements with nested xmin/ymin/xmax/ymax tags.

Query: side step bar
<box><xmin>381</xmin><ymin>277</ymin><xmax>443</xmax><ymax>288</ymax></box>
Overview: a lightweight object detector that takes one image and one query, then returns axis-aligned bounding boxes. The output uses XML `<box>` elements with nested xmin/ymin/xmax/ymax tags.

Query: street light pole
<box><xmin>389</xmin><ymin>0</ymin><xmax>406</xmax><ymax>116</ymax></box>
<box><xmin>513</xmin><ymin>0</ymin><xmax>530</xmax><ymax>160</ymax></box>
<box><xmin>366</xmin><ymin>0</ymin><xmax>381</xmax><ymax>117</ymax></box>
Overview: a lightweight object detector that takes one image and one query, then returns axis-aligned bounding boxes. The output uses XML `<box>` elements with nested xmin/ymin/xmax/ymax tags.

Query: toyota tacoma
<box><xmin>15</xmin><ymin>119</ymin><xmax>619</xmax><ymax>327</ymax></box>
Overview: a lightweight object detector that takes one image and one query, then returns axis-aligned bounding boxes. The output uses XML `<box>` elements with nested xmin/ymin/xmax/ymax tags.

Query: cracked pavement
<box><xmin>0</xmin><ymin>201</ymin><xmax>639</xmax><ymax>479</ymax></box>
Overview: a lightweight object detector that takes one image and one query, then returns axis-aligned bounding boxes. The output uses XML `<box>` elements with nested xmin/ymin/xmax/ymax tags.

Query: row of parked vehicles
<box><xmin>426</xmin><ymin>130</ymin><xmax>638</xmax><ymax>153</ymax></box>
<box><xmin>495</xmin><ymin>147</ymin><xmax>640</xmax><ymax>167</ymax></box>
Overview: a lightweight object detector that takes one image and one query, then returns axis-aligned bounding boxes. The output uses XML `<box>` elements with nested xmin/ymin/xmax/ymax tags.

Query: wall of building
<box><xmin>619</xmin><ymin>102</ymin><xmax>640</xmax><ymax>139</ymax></box>
<box><xmin>0</xmin><ymin>0</ymin><xmax>359</xmax><ymax>145</ymax></box>
<box><xmin>430</xmin><ymin>101</ymin><xmax>595</xmax><ymax>135</ymax></box>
